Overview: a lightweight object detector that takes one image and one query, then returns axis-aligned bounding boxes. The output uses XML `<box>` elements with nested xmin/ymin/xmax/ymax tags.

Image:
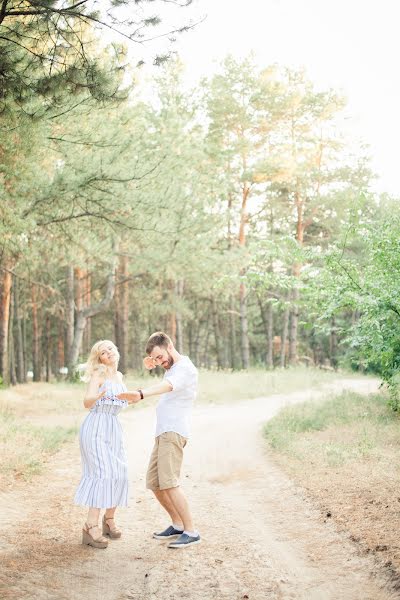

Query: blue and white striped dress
<box><xmin>74</xmin><ymin>378</ymin><xmax>129</xmax><ymax>508</ymax></box>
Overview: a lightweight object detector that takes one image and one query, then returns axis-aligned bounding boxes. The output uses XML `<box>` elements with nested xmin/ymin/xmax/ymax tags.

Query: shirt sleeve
<box><xmin>165</xmin><ymin>365</ymin><xmax>191</xmax><ymax>392</ymax></box>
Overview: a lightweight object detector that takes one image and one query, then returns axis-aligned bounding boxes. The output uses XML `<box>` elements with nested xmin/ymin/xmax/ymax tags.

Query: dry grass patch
<box><xmin>0</xmin><ymin>368</ymin><xmax>363</xmax><ymax>489</ymax></box>
<box><xmin>0</xmin><ymin>406</ymin><xmax>77</xmax><ymax>489</ymax></box>
<box><xmin>129</xmin><ymin>365</ymin><xmax>344</xmax><ymax>405</ymax></box>
<box><xmin>264</xmin><ymin>390</ymin><xmax>400</xmax><ymax>576</ymax></box>
<box><xmin>195</xmin><ymin>366</ymin><xmax>344</xmax><ymax>404</ymax></box>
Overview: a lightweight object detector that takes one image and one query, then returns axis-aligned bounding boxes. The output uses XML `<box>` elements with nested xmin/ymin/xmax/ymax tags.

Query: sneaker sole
<box><xmin>152</xmin><ymin>533</ymin><xmax>182</xmax><ymax>540</ymax></box>
<box><xmin>168</xmin><ymin>539</ymin><xmax>201</xmax><ymax>549</ymax></box>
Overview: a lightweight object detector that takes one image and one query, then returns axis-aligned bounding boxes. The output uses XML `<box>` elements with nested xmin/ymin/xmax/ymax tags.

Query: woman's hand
<box><xmin>83</xmin><ymin>377</ymin><xmax>104</xmax><ymax>409</ymax></box>
<box><xmin>117</xmin><ymin>391</ymin><xmax>141</xmax><ymax>404</ymax></box>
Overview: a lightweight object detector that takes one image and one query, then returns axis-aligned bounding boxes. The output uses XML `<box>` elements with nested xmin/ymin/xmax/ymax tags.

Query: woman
<box><xmin>74</xmin><ymin>340</ymin><xmax>129</xmax><ymax>549</ymax></box>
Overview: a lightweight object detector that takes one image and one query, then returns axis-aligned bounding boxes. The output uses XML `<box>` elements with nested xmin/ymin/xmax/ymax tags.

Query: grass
<box><xmin>263</xmin><ymin>390</ymin><xmax>400</xmax><ymax>467</ymax></box>
<box><xmin>0</xmin><ymin>366</ymin><xmax>365</xmax><ymax>487</ymax></box>
<box><xmin>0</xmin><ymin>406</ymin><xmax>77</xmax><ymax>488</ymax></box>
<box><xmin>126</xmin><ymin>365</ymin><xmax>346</xmax><ymax>406</ymax></box>
<box><xmin>1</xmin><ymin>366</ymin><xmax>343</xmax><ymax>418</ymax></box>
<box><xmin>195</xmin><ymin>366</ymin><xmax>342</xmax><ymax>404</ymax></box>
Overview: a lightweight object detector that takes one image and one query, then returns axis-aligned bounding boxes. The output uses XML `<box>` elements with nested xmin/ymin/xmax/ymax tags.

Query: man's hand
<box><xmin>117</xmin><ymin>391</ymin><xmax>141</xmax><ymax>404</ymax></box>
<box><xmin>143</xmin><ymin>356</ymin><xmax>156</xmax><ymax>370</ymax></box>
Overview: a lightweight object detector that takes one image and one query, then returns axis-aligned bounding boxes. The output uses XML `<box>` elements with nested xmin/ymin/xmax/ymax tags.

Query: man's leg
<box><xmin>155</xmin><ymin>433</ymin><xmax>200</xmax><ymax>547</ymax></box>
<box><xmin>147</xmin><ymin>435</ymin><xmax>184</xmax><ymax>537</ymax></box>
<box><xmin>153</xmin><ymin>488</ymin><xmax>183</xmax><ymax>529</ymax></box>
<box><xmin>164</xmin><ymin>486</ymin><xmax>194</xmax><ymax>532</ymax></box>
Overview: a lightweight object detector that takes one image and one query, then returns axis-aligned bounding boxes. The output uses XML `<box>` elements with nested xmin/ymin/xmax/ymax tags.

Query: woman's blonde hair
<box><xmin>82</xmin><ymin>340</ymin><xmax>120</xmax><ymax>382</ymax></box>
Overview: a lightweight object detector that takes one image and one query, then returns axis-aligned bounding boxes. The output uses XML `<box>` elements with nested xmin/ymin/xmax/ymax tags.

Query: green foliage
<box><xmin>0</xmin><ymin>0</ymin><xmax>194</xmax><ymax>122</ymax></box>
<box><xmin>318</xmin><ymin>204</ymin><xmax>400</xmax><ymax>409</ymax></box>
<box><xmin>0</xmin><ymin>41</ymin><xmax>389</xmax><ymax>384</ymax></box>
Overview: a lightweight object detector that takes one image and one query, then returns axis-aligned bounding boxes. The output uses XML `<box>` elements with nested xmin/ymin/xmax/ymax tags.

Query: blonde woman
<box><xmin>74</xmin><ymin>340</ymin><xmax>130</xmax><ymax>549</ymax></box>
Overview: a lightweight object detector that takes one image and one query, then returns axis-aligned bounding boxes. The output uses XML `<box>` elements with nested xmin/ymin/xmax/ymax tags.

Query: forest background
<box><xmin>2</xmin><ymin>0</ymin><xmax>400</xmax><ymax>409</ymax></box>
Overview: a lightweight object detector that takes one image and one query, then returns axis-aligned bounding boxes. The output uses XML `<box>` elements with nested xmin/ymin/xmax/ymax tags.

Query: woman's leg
<box><xmin>103</xmin><ymin>507</ymin><xmax>122</xmax><ymax>538</ymax></box>
<box><xmin>104</xmin><ymin>507</ymin><xmax>116</xmax><ymax>519</ymax></box>
<box><xmin>82</xmin><ymin>507</ymin><xmax>108</xmax><ymax>548</ymax></box>
<box><xmin>87</xmin><ymin>507</ymin><xmax>101</xmax><ymax>527</ymax></box>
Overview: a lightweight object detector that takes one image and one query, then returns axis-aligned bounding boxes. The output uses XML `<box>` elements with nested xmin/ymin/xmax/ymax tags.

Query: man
<box><xmin>118</xmin><ymin>331</ymin><xmax>200</xmax><ymax>548</ymax></box>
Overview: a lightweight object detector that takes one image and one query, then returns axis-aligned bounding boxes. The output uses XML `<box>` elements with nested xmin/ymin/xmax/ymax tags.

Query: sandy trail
<box><xmin>0</xmin><ymin>377</ymin><xmax>397</xmax><ymax>600</ymax></box>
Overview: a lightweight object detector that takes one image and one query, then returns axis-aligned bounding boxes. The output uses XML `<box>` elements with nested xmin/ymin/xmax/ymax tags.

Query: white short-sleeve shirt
<box><xmin>155</xmin><ymin>356</ymin><xmax>198</xmax><ymax>438</ymax></box>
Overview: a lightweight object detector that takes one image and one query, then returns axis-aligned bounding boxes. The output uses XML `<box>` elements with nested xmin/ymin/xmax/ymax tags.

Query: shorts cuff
<box><xmin>159</xmin><ymin>481</ymin><xmax>179</xmax><ymax>491</ymax></box>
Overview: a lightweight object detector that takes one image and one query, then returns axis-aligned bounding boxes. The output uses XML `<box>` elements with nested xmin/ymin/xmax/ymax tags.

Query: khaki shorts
<box><xmin>146</xmin><ymin>431</ymin><xmax>187</xmax><ymax>491</ymax></box>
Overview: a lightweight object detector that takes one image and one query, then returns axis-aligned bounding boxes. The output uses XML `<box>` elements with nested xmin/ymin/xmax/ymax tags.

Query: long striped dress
<box><xmin>74</xmin><ymin>378</ymin><xmax>129</xmax><ymax>508</ymax></box>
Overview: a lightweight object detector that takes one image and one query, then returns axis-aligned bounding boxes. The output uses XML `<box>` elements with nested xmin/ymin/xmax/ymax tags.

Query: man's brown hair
<box><xmin>146</xmin><ymin>331</ymin><xmax>173</xmax><ymax>355</ymax></box>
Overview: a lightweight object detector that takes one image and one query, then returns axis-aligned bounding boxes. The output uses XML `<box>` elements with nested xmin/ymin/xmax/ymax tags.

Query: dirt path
<box><xmin>1</xmin><ymin>377</ymin><xmax>398</xmax><ymax>600</ymax></box>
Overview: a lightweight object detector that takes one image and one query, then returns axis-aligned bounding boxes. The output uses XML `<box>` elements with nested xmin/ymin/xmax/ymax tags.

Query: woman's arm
<box><xmin>117</xmin><ymin>380</ymin><xmax>173</xmax><ymax>404</ymax></box>
<box><xmin>83</xmin><ymin>374</ymin><xmax>104</xmax><ymax>409</ymax></box>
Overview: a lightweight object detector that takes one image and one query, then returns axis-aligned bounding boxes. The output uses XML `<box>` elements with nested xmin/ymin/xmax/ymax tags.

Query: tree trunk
<box><xmin>289</xmin><ymin>186</ymin><xmax>304</xmax><ymax>366</ymax></box>
<box><xmin>201</xmin><ymin>309</ymin><xmax>211</xmax><ymax>368</ymax></box>
<box><xmin>66</xmin><ymin>266</ymin><xmax>74</xmax><ymax>373</ymax></box>
<box><xmin>131</xmin><ymin>319</ymin><xmax>142</xmax><ymax>370</ymax></box>
<box><xmin>31</xmin><ymin>284</ymin><xmax>41</xmax><ymax>381</ymax></box>
<box><xmin>120</xmin><ymin>256</ymin><xmax>129</xmax><ymax>373</ymax></box>
<box><xmin>193</xmin><ymin>323</ymin><xmax>201</xmax><ymax>367</ymax></box>
<box><xmin>227</xmin><ymin>189</ymin><xmax>238</xmax><ymax>371</ymax></box>
<box><xmin>69</xmin><ymin>312</ymin><xmax>86</xmax><ymax>370</ymax></box>
<box><xmin>288</xmin><ymin>285</ymin><xmax>299</xmax><ymax>366</ymax></box>
<box><xmin>229</xmin><ymin>295</ymin><xmax>237</xmax><ymax>370</ymax></box>
<box><xmin>115</xmin><ymin>255</ymin><xmax>129</xmax><ymax>373</ymax></box>
<box><xmin>258</xmin><ymin>294</ymin><xmax>274</xmax><ymax>369</ymax></box>
<box><xmin>266</xmin><ymin>301</ymin><xmax>274</xmax><ymax>369</ymax></box>
<box><xmin>175</xmin><ymin>280</ymin><xmax>184</xmax><ymax>354</ymax></box>
<box><xmin>239</xmin><ymin>182</ymin><xmax>251</xmax><ymax>370</ymax></box>
<box><xmin>280</xmin><ymin>305</ymin><xmax>290</xmax><ymax>368</ymax></box>
<box><xmin>74</xmin><ymin>267</ymin><xmax>84</xmax><ymax>311</ymax></box>
<box><xmin>84</xmin><ymin>273</ymin><xmax>92</xmax><ymax>355</ymax></box>
<box><xmin>212</xmin><ymin>298</ymin><xmax>223</xmax><ymax>369</ymax></box>
<box><xmin>114</xmin><ymin>270</ymin><xmax>120</xmax><ymax>356</ymax></box>
<box><xmin>310</xmin><ymin>326</ymin><xmax>318</xmax><ymax>365</ymax></box>
<box><xmin>168</xmin><ymin>308</ymin><xmax>177</xmax><ymax>346</ymax></box>
<box><xmin>192</xmin><ymin>313</ymin><xmax>201</xmax><ymax>367</ymax></box>
<box><xmin>57</xmin><ymin>318</ymin><xmax>65</xmax><ymax>376</ymax></box>
<box><xmin>330</xmin><ymin>316</ymin><xmax>338</xmax><ymax>369</ymax></box>
<box><xmin>68</xmin><ymin>249</ymin><xmax>118</xmax><ymax>376</ymax></box>
<box><xmin>13</xmin><ymin>276</ymin><xmax>25</xmax><ymax>383</ymax></box>
<box><xmin>22</xmin><ymin>312</ymin><xmax>27</xmax><ymax>381</ymax></box>
<box><xmin>9</xmin><ymin>281</ymin><xmax>16</xmax><ymax>385</ymax></box>
<box><xmin>188</xmin><ymin>319</ymin><xmax>194</xmax><ymax>360</ymax></box>
<box><xmin>45</xmin><ymin>315</ymin><xmax>52</xmax><ymax>382</ymax></box>
<box><xmin>73</xmin><ymin>266</ymin><xmax>89</xmax><ymax>360</ymax></box>
<box><xmin>0</xmin><ymin>266</ymin><xmax>12</xmax><ymax>384</ymax></box>
<box><xmin>240</xmin><ymin>282</ymin><xmax>250</xmax><ymax>369</ymax></box>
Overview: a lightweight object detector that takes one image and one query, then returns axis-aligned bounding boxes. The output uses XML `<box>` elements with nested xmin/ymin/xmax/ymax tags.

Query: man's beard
<box><xmin>164</xmin><ymin>352</ymin><xmax>174</xmax><ymax>370</ymax></box>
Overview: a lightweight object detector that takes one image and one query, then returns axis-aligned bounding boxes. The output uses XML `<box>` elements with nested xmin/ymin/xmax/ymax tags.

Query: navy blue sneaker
<box><xmin>153</xmin><ymin>525</ymin><xmax>183</xmax><ymax>540</ymax></box>
<box><xmin>167</xmin><ymin>533</ymin><xmax>201</xmax><ymax>548</ymax></box>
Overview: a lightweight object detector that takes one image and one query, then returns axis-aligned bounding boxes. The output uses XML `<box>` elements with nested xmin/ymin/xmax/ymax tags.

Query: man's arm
<box><xmin>117</xmin><ymin>380</ymin><xmax>173</xmax><ymax>404</ymax></box>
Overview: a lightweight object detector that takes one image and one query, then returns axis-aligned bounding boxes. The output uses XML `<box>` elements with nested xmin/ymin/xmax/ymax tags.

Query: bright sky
<box><xmin>125</xmin><ymin>0</ymin><xmax>400</xmax><ymax>196</ymax></box>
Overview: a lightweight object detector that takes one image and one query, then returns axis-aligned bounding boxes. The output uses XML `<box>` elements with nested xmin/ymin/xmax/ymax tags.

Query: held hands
<box><xmin>117</xmin><ymin>391</ymin><xmax>141</xmax><ymax>404</ymax></box>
